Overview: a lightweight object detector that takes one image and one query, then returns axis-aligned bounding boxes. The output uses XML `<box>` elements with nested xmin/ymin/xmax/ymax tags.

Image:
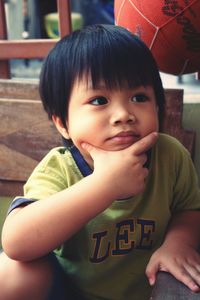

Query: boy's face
<box><xmin>61</xmin><ymin>78</ymin><xmax>158</xmax><ymax>167</ymax></box>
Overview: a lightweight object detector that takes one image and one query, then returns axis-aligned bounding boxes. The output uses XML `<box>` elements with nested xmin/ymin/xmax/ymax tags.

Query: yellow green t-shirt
<box><xmin>10</xmin><ymin>134</ymin><xmax>200</xmax><ymax>299</ymax></box>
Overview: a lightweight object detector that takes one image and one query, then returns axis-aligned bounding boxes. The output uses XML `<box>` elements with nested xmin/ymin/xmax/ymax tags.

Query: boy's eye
<box><xmin>89</xmin><ymin>96</ymin><xmax>108</xmax><ymax>105</ymax></box>
<box><xmin>131</xmin><ymin>94</ymin><xmax>149</xmax><ymax>103</ymax></box>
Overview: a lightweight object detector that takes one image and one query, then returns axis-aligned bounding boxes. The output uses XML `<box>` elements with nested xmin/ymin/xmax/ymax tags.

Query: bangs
<box><xmin>70</xmin><ymin>25</ymin><xmax>157</xmax><ymax>90</ymax></box>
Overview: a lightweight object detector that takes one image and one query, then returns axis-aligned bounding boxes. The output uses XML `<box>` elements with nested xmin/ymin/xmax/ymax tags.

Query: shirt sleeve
<box><xmin>7</xmin><ymin>198</ymin><xmax>36</xmax><ymax>214</ymax></box>
<box><xmin>8</xmin><ymin>148</ymin><xmax>70</xmax><ymax>213</ymax></box>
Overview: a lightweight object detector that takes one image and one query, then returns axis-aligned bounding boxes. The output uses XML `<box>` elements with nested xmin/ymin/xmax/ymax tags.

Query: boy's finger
<box><xmin>132</xmin><ymin>132</ymin><xmax>158</xmax><ymax>155</ymax></box>
<box><xmin>82</xmin><ymin>132</ymin><xmax>158</xmax><ymax>156</ymax></box>
<box><xmin>81</xmin><ymin>143</ymin><xmax>103</xmax><ymax>157</ymax></box>
<box><xmin>81</xmin><ymin>142</ymin><xmax>94</xmax><ymax>153</ymax></box>
<box><xmin>145</xmin><ymin>258</ymin><xmax>159</xmax><ymax>286</ymax></box>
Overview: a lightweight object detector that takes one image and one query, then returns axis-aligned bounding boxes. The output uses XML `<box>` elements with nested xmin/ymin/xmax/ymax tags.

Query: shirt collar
<box><xmin>62</xmin><ymin>138</ymin><xmax>92</xmax><ymax>177</ymax></box>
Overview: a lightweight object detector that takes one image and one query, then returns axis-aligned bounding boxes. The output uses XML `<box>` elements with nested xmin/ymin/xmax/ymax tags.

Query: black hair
<box><xmin>39</xmin><ymin>24</ymin><xmax>165</xmax><ymax>129</ymax></box>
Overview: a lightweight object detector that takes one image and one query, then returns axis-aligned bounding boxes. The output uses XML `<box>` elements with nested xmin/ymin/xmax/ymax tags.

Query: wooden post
<box><xmin>57</xmin><ymin>0</ymin><xmax>72</xmax><ymax>37</ymax></box>
<box><xmin>0</xmin><ymin>0</ymin><xmax>10</xmax><ymax>78</ymax></box>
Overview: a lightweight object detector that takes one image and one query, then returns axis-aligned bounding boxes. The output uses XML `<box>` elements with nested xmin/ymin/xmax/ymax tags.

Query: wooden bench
<box><xmin>0</xmin><ymin>79</ymin><xmax>196</xmax><ymax>197</ymax></box>
<box><xmin>0</xmin><ymin>79</ymin><xmax>61</xmax><ymax>196</ymax></box>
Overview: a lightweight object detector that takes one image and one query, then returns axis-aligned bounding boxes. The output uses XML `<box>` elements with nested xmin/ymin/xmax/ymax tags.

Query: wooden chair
<box><xmin>0</xmin><ymin>79</ymin><xmax>61</xmax><ymax>196</ymax></box>
<box><xmin>0</xmin><ymin>0</ymin><xmax>72</xmax><ymax>78</ymax></box>
<box><xmin>150</xmin><ymin>272</ymin><xmax>200</xmax><ymax>300</ymax></box>
<box><xmin>162</xmin><ymin>89</ymin><xmax>196</xmax><ymax>158</ymax></box>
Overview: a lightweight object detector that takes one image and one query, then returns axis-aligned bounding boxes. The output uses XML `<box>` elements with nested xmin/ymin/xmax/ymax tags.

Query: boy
<box><xmin>1</xmin><ymin>24</ymin><xmax>200</xmax><ymax>300</ymax></box>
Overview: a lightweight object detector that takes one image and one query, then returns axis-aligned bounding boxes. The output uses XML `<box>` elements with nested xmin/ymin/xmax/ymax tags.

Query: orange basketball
<box><xmin>114</xmin><ymin>0</ymin><xmax>200</xmax><ymax>75</ymax></box>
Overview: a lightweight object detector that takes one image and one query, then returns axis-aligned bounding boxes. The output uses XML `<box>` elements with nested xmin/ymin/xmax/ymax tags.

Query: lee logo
<box><xmin>90</xmin><ymin>219</ymin><xmax>155</xmax><ymax>263</ymax></box>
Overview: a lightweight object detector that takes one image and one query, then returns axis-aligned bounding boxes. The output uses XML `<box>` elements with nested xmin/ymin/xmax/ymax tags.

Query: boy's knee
<box><xmin>0</xmin><ymin>252</ymin><xmax>54</xmax><ymax>300</ymax></box>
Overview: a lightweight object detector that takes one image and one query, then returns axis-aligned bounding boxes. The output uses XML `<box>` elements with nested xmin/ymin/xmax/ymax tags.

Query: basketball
<box><xmin>114</xmin><ymin>0</ymin><xmax>200</xmax><ymax>75</ymax></box>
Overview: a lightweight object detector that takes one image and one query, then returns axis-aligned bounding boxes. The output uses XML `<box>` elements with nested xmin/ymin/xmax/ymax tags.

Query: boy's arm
<box><xmin>146</xmin><ymin>210</ymin><xmax>200</xmax><ymax>292</ymax></box>
<box><xmin>2</xmin><ymin>174</ymin><xmax>117</xmax><ymax>260</ymax></box>
<box><xmin>2</xmin><ymin>132</ymin><xmax>158</xmax><ymax>262</ymax></box>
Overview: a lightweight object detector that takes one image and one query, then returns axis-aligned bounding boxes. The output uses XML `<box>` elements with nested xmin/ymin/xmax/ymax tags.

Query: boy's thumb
<box><xmin>81</xmin><ymin>142</ymin><xmax>95</xmax><ymax>154</ymax></box>
<box><xmin>145</xmin><ymin>260</ymin><xmax>159</xmax><ymax>286</ymax></box>
<box><xmin>132</xmin><ymin>132</ymin><xmax>158</xmax><ymax>156</ymax></box>
<box><xmin>81</xmin><ymin>143</ymin><xmax>105</xmax><ymax>159</ymax></box>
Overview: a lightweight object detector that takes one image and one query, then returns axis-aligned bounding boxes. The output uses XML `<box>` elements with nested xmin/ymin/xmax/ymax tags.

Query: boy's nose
<box><xmin>110</xmin><ymin>110</ymin><xmax>136</xmax><ymax>125</ymax></box>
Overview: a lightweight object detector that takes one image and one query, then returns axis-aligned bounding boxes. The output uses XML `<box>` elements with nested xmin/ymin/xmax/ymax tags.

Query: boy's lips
<box><xmin>107</xmin><ymin>131</ymin><xmax>140</xmax><ymax>145</ymax></box>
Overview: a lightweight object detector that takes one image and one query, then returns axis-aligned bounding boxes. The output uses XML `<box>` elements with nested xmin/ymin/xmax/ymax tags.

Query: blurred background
<box><xmin>5</xmin><ymin>0</ymin><xmax>114</xmax><ymax>79</ymax></box>
<box><xmin>3</xmin><ymin>0</ymin><xmax>200</xmax><ymax>105</ymax></box>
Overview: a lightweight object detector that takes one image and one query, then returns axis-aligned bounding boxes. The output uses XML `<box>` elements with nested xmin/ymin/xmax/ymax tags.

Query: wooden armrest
<box><xmin>150</xmin><ymin>272</ymin><xmax>200</xmax><ymax>299</ymax></box>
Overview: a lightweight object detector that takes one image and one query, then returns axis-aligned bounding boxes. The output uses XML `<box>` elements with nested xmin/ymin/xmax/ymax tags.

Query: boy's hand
<box><xmin>146</xmin><ymin>242</ymin><xmax>200</xmax><ymax>292</ymax></box>
<box><xmin>82</xmin><ymin>132</ymin><xmax>158</xmax><ymax>199</ymax></box>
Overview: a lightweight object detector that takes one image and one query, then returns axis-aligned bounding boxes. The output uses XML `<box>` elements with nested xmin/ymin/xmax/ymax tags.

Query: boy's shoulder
<box><xmin>155</xmin><ymin>133</ymin><xmax>191</xmax><ymax>162</ymax></box>
<box><xmin>158</xmin><ymin>132</ymin><xmax>183</xmax><ymax>145</ymax></box>
<box><xmin>41</xmin><ymin>146</ymin><xmax>71</xmax><ymax>161</ymax></box>
<box><xmin>46</xmin><ymin>146</ymin><xmax>70</xmax><ymax>156</ymax></box>
<box><xmin>33</xmin><ymin>146</ymin><xmax>76</xmax><ymax>174</ymax></box>
<box><xmin>157</xmin><ymin>133</ymin><xmax>189</xmax><ymax>153</ymax></box>
<box><xmin>23</xmin><ymin>146</ymin><xmax>83</xmax><ymax>198</ymax></box>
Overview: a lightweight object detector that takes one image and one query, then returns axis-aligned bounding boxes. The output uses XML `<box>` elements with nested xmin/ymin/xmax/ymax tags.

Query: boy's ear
<box><xmin>52</xmin><ymin>115</ymin><xmax>70</xmax><ymax>139</ymax></box>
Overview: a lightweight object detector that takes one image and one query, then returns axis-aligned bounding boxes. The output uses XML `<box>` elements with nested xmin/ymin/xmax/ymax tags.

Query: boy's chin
<box><xmin>106</xmin><ymin>143</ymin><xmax>136</xmax><ymax>151</ymax></box>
